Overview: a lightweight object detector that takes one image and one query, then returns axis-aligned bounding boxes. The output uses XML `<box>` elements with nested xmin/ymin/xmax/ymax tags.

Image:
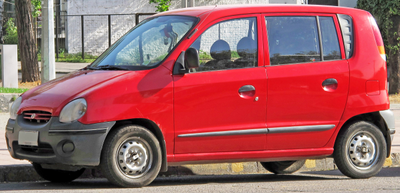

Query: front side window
<box><xmin>190</xmin><ymin>17</ymin><xmax>258</xmax><ymax>72</ymax></box>
<box><xmin>266</xmin><ymin>16</ymin><xmax>321</xmax><ymax>65</ymax></box>
<box><xmin>90</xmin><ymin>16</ymin><xmax>197</xmax><ymax>70</ymax></box>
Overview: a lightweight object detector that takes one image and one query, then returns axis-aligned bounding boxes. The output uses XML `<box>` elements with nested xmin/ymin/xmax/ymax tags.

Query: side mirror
<box><xmin>185</xmin><ymin>47</ymin><xmax>199</xmax><ymax>69</ymax></box>
<box><xmin>173</xmin><ymin>48</ymin><xmax>199</xmax><ymax>75</ymax></box>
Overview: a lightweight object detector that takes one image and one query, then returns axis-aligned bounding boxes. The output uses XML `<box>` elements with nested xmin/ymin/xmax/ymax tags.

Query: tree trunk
<box><xmin>15</xmin><ymin>0</ymin><xmax>40</xmax><ymax>82</ymax></box>
<box><xmin>388</xmin><ymin>16</ymin><xmax>400</xmax><ymax>94</ymax></box>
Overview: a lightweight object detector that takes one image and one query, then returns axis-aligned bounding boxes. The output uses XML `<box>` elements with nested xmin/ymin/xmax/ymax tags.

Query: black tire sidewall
<box><xmin>101</xmin><ymin>125</ymin><xmax>162</xmax><ymax>187</ymax></box>
<box><xmin>32</xmin><ymin>163</ymin><xmax>85</xmax><ymax>182</ymax></box>
<box><xmin>334</xmin><ymin>121</ymin><xmax>386</xmax><ymax>178</ymax></box>
<box><xmin>260</xmin><ymin>160</ymin><xmax>306</xmax><ymax>174</ymax></box>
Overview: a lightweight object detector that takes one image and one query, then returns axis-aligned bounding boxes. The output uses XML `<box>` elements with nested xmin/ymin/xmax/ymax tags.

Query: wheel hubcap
<box><xmin>348</xmin><ymin>132</ymin><xmax>377</xmax><ymax>169</ymax></box>
<box><xmin>117</xmin><ymin>138</ymin><xmax>151</xmax><ymax>178</ymax></box>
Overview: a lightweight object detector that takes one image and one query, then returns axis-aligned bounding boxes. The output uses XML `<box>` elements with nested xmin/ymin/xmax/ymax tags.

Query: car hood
<box><xmin>19</xmin><ymin>70</ymin><xmax>131</xmax><ymax>115</ymax></box>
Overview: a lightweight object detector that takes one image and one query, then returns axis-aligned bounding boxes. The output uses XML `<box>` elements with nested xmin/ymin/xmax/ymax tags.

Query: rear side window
<box><xmin>320</xmin><ymin>17</ymin><xmax>341</xmax><ymax>60</ymax></box>
<box><xmin>266</xmin><ymin>16</ymin><xmax>341</xmax><ymax>65</ymax></box>
<box><xmin>266</xmin><ymin>17</ymin><xmax>321</xmax><ymax>65</ymax></box>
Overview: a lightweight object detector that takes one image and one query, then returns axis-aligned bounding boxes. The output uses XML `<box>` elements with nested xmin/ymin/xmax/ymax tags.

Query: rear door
<box><xmin>263</xmin><ymin>14</ymin><xmax>349</xmax><ymax>150</ymax></box>
<box><xmin>173</xmin><ymin>15</ymin><xmax>268</xmax><ymax>154</ymax></box>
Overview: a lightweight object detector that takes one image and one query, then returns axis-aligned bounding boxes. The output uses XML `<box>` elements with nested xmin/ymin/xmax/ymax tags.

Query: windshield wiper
<box><xmin>87</xmin><ymin>65</ymin><xmax>129</xmax><ymax>71</ymax></box>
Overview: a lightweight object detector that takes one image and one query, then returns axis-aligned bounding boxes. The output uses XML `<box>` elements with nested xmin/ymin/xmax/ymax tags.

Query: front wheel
<box><xmin>32</xmin><ymin>163</ymin><xmax>85</xmax><ymax>182</ymax></box>
<box><xmin>100</xmin><ymin>125</ymin><xmax>162</xmax><ymax>188</ymax></box>
<box><xmin>260</xmin><ymin>160</ymin><xmax>306</xmax><ymax>174</ymax></box>
<box><xmin>334</xmin><ymin>121</ymin><xmax>386</xmax><ymax>179</ymax></box>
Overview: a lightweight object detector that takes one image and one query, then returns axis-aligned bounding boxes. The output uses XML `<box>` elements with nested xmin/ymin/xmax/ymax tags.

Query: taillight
<box><xmin>369</xmin><ymin>16</ymin><xmax>386</xmax><ymax>61</ymax></box>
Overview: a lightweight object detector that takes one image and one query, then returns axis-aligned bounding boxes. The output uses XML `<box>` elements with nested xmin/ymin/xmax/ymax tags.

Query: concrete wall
<box><xmin>339</xmin><ymin>0</ymin><xmax>357</xmax><ymax>8</ymax></box>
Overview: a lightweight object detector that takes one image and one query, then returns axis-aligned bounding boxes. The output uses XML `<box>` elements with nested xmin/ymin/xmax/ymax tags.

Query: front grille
<box><xmin>23</xmin><ymin>111</ymin><xmax>52</xmax><ymax>123</ymax></box>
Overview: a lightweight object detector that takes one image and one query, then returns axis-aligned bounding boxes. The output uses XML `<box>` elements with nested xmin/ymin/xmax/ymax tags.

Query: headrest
<box><xmin>210</xmin><ymin>40</ymin><xmax>231</xmax><ymax>60</ymax></box>
<box><xmin>237</xmin><ymin>37</ymin><xmax>256</xmax><ymax>58</ymax></box>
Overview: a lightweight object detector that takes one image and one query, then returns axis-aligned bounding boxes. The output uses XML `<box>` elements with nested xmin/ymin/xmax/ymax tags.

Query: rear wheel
<box><xmin>334</xmin><ymin>121</ymin><xmax>386</xmax><ymax>178</ymax></box>
<box><xmin>260</xmin><ymin>160</ymin><xmax>306</xmax><ymax>174</ymax></box>
<box><xmin>32</xmin><ymin>163</ymin><xmax>85</xmax><ymax>182</ymax></box>
<box><xmin>101</xmin><ymin>125</ymin><xmax>162</xmax><ymax>188</ymax></box>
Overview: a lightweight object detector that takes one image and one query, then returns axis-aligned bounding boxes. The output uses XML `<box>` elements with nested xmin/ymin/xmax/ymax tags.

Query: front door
<box><xmin>173</xmin><ymin>16</ymin><xmax>268</xmax><ymax>154</ymax></box>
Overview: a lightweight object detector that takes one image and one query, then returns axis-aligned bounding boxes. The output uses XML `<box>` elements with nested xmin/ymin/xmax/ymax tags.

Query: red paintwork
<box><xmin>173</xmin><ymin>67</ymin><xmax>268</xmax><ymax>153</ymax></box>
<box><xmin>265</xmin><ymin>59</ymin><xmax>349</xmax><ymax>150</ymax></box>
<box><xmin>19</xmin><ymin>5</ymin><xmax>389</xmax><ymax>165</ymax></box>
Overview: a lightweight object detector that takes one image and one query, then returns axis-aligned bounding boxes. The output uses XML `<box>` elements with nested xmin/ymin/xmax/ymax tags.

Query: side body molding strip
<box><xmin>178</xmin><ymin>124</ymin><xmax>335</xmax><ymax>138</ymax></box>
<box><xmin>268</xmin><ymin>125</ymin><xmax>335</xmax><ymax>134</ymax></box>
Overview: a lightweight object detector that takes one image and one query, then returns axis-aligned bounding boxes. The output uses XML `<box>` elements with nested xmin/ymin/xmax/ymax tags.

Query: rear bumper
<box><xmin>5</xmin><ymin>115</ymin><xmax>115</xmax><ymax>166</ymax></box>
<box><xmin>379</xmin><ymin>109</ymin><xmax>395</xmax><ymax>141</ymax></box>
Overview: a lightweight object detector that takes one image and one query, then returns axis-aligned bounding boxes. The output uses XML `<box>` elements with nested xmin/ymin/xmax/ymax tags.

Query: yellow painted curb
<box><xmin>232</xmin><ymin>163</ymin><xmax>244</xmax><ymax>173</ymax></box>
<box><xmin>305</xmin><ymin>159</ymin><xmax>316</xmax><ymax>168</ymax></box>
<box><xmin>384</xmin><ymin>157</ymin><xmax>393</xmax><ymax>167</ymax></box>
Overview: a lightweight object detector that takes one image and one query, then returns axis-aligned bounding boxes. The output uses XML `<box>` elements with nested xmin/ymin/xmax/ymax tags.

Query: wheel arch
<box><xmin>337</xmin><ymin>112</ymin><xmax>391</xmax><ymax>157</ymax></box>
<box><xmin>106</xmin><ymin>118</ymin><xmax>168</xmax><ymax>172</ymax></box>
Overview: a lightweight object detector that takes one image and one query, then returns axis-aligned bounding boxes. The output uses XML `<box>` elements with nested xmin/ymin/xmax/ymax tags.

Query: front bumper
<box><xmin>5</xmin><ymin>115</ymin><xmax>115</xmax><ymax>166</ymax></box>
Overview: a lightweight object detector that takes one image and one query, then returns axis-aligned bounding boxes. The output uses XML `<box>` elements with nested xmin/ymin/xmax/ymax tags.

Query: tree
<box><xmin>3</xmin><ymin>18</ymin><xmax>18</xmax><ymax>44</ymax></box>
<box><xmin>15</xmin><ymin>0</ymin><xmax>40</xmax><ymax>82</ymax></box>
<box><xmin>149</xmin><ymin>0</ymin><xmax>171</xmax><ymax>12</ymax></box>
<box><xmin>358</xmin><ymin>0</ymin><xmax>400</xmax><ymax>94</ymax></box>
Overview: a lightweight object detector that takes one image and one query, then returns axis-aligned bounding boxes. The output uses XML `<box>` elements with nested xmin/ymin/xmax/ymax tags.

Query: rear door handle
<box><xmin>322</xmin><ymin>78</ymin><xmax>338</xmax><ymax>92</ymax></box>
<box><xmin>239</xmin><ymin>85</ymin><xmax>255</xmax><ymax>93</ymax></box>
<box><xmin>238</xmin><ymin>85</ymin><xmax>256</xmax><ymax>99</ymax></box>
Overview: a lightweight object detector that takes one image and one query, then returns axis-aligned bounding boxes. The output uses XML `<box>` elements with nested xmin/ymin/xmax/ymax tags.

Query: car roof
<box><xmin>154</xmin><ymin>4</ymin><xmax>366</xmax><ymax>18</ymax></box>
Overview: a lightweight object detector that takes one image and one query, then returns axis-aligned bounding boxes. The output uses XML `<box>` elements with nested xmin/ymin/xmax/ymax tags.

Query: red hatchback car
<box><xmin>6</xmin><ymin>5</ymin><xmax>395</xmax><ymax>187</ymax></box>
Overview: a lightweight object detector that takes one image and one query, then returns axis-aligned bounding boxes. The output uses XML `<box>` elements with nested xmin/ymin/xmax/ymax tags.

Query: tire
<box><xmin>260</xmin><ymin>160</ymin><xmax>306</xmax><ymax>174</ymax></box>
<box><xmin>32</xmin><ymin>163</ymin><xmax>85</xmax><ymax>182</ymax></box>
<box><xmin>100</xmin><ymin>125</ymin><xmax>162</xmax><ymax>188</ymax></box>
<box><xmin>334</xmin><ymin>121</ymin><xmax>386</xmax><ymax>179</ymax></box>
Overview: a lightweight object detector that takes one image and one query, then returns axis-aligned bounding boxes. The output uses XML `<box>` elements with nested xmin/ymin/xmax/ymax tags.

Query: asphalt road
<box><xmin>1</xmin><ymin>167</ymin><xmax>399</xmax><ymax>193</ymax></box>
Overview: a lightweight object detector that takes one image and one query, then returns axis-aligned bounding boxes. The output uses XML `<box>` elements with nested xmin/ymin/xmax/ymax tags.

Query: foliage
<box><xmin>357</xmin><ymin>0</ymin><xmax>400</xmax><ymax>55</ymax></box>
<box><xmin>37</xmin><ymin>49</ymin><xmax>97</xmax><ymax>63</ymax></box>
<box><xmin>149</xmin><ymin>0</ymin><xmax>171</xmax><ymax>12</ymax></box>
<box><xmin>3</xmin><ymin>18</ymin><xmax>18</xmax><ymax>44</ymax></box>
<box><xmin>0</xmin><ymin>87</ymin><xmax>29</xmax><ymax>93</ymax></box>
<box><xmin>56</xmin><ymin>53</ymin><xmax>97</xmax><ymax>63</ymax></box>
<box><xmin>31</xmin><ymin>0</ymin><xmax>42</xmax><ymax>18</ymax></box>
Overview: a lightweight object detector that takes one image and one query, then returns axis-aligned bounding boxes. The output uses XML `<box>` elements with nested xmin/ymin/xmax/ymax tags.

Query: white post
<box><xmin>41</xmin><ymin>0</ymin><xmax>56</xmax><ymax>83</ymax></box>
<box><xmin>1</xmin><ymin>45</ymin><xmax>19</xmax><ymax>88</ymax></box>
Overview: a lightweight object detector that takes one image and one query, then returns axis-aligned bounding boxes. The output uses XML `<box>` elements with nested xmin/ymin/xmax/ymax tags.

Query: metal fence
<box><xmin>37</xmin><ymin>12</ymin><xmax>155</xmax><ymax>60</ymax></box>
<box><xmin>58</xmin><ymin>13</ymin><xmax>155</xmax><ymax>59</ymax></box>
<box><xmin>2</xmin><ymin>8</ymin><xmax>154</xmax><ymax>60</ymax></box>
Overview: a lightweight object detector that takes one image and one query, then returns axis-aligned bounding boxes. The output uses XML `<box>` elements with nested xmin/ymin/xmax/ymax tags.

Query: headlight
<box><xmin>10</xmin><ymin>96</ymin><xmax>22</xmax><ymax>120</ymax></box>
<box><xmin>59</xmin><ymin>98</ymin><xmax>87</xmax><ymax>123</ymax></box>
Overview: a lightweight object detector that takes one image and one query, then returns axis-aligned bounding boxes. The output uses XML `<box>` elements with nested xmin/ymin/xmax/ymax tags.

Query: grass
<box><xmin>0</xmin><ymin>87</ymin><xmax>28</xmax><ymax>93</ymax></box>
<box><xmin>38</xmin><ymin>52</ymin><xmax>97</xmax><ymax>63</ymax></box>
<box><xmin>389</xmin><ymin>93</ymin><xmax>400</xmax><ymax>104</ymax></box>
<box><xmin>0</xmin><ymin>81</ymin><xmax>40</xmax><ymax>93</ymax></box>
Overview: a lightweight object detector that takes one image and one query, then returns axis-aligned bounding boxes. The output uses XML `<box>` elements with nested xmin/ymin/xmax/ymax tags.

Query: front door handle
<box><xmin>322</xmin><ymin>78</ymin><xmax>338</xmax><ymax>92</ymax></box>
<box><xmin>238</xmin><ymin>85</ymin><xmax>256</xmax><ymax>99</ymax></box>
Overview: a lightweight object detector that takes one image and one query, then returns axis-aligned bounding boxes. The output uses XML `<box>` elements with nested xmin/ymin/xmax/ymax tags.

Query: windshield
<box><xmin>89</xmin><ymin>16</ymin><xmax>197</xmax><ymax>70</ymax></box>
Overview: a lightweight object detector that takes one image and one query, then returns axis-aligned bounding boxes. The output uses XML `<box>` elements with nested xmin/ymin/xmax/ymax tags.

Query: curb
<box><xmin>1</xmin><ymin>153</ymin><xmax>400</xmax><ymax>183</ymax></box>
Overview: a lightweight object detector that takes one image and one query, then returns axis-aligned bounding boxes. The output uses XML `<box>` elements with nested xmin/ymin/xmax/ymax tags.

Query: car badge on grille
<box><xmin>31</xmin><ymin>113</ymin><xmax>36</xmax><ymax>119</ymax></box>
